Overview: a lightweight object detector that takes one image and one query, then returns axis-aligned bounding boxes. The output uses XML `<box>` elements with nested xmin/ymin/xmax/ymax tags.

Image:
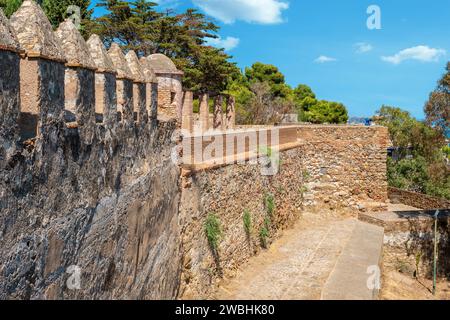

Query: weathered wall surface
<box><xmin>156</xmin><ymin>74</ymin><xmax>182</xmax><ymax>120</ymax></box>
<box><xmin>179</xmin><ymin>148</ymin><xmax>305</xmax><ymax>299</ymax></box>
<box><xmin>389</xmin><ymin>187</ymin><xmax>450</xmax><ymax>210</ymax></box>
<box><xmin>0</xmin><ymin>50</ymin><xmax>20</xmax><ymax>142</ymax></box>
<box><xmin>376</xmin><ymin>211</ymin><xmax>450</xmax><ymax>279</ymax></box>
<box><xmin>298</xmin><ymin>126</ymin><xmax>388</xmax><ymax>211</ymax></box>
<box><xmin>0</xmin><ymin>117</ymin><xmax>182</xmax><ymax>299</ymax></box>
<box><xmin>179</xmin><ymin>125</ymin><xmax>389</xmax><ymax>299</ymax></box>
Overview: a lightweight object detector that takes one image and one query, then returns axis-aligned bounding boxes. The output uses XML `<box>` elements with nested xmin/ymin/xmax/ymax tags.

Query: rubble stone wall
<box><xmin>0</xmin><ymin>5</ymin><xmax>182</xmax><ymax>300</ymax></box>
<box><xmin>179</xmin><ymin>125</ymin><xmax>389</xmax><ymax>299</ymax></box>
<box><xmin>389</xmin><ymin>187</ymin><xmax>450</xmax><ymax>210</ymax></box>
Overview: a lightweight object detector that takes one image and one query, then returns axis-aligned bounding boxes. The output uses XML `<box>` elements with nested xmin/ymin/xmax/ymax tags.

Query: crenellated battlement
<box><xmin>0</xmin><ymin>2</ymin><xmax>388</xmax><ymax>301</ymax></box>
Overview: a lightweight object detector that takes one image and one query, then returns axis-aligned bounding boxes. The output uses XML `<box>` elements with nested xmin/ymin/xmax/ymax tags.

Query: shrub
<box><xmin>243</xmin><ymin>209</ymin><xmax>252</xmax><ymax>236</ymax></box>
<box><xmin>299</xmin><ymin>186</ymin><xmax>308</xmax><ymax>195</ymax></box>
<box><xmin>302</xmin><ymin>170</ymin><xmax>311</xmax><ymax>181</ymax></box>
<box><xmin>259</xmin><ymin>226</ymin><xmax>269</xmax><ymax>249</ymax></box>
<box><xmin>264</xmin><ymin>192</ymin><xmax>275</xmax><ymax>217</ymax></box>
<box><xmin>205</xmin><ymin>213</ymin><xmax>222</xmax><ymax>251</ymax></box>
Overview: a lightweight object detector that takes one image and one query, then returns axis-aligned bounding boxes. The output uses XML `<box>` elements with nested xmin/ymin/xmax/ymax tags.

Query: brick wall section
<box><xmin>388</xmin><ymin>187</ymin><xmax>450</xmax><ymax>210</ymax></box>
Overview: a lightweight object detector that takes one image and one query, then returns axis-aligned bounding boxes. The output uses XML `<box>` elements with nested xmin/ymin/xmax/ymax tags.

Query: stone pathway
<box><xmin>214</xmin><ymin>212</ymin><xmax>384</xmax><ymax>300</ymax></box>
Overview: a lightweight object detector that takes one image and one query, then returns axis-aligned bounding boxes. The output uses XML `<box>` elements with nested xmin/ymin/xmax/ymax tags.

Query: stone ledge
<box><xmin>359</xmin><ymin>210</ymin><xmax>450</xmax><ymax>233</ymax></box>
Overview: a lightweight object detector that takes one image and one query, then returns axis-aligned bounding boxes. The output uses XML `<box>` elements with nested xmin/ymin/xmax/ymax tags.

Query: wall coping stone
<box><xmin>9</xmin><ymin>0</ymin><xmax>66</xmax><ymax>63</ymax></box>
<box><xmin>125</xmin><ymin>50</ymin><xmax>146</xmax><ymax>83</ymax></box>
<box><xmin>55</xmin><ymin>19</ymin><xmax>96</xmax><ymax>70</ymax></box>
<box><xmin>139</xmin><ymin>57</ymin><xmax>158</xmax><ymax>83</ymax></box>
<box><xmin>86</xmin><ymin>34</ymin><xmax>116</xmax><ymax>74</ymax></box>
<box><xmin>147</xmin><ymin>53</ymin><xmax>184</xmax><ymax>75</ymax></box>
<box><xmin>108</xmin><ymin>43</ymin><xmax>133</xmax><ymax>80</ymax></box>
<box><xmin>0</xmin><ymin>9</ymin><xmax>22</xmax><ymax>53</ymax></box>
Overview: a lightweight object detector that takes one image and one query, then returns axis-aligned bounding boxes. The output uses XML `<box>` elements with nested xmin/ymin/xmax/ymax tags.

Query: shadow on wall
<box><xmin>402</xmin><ymin>210</ymin><xmax>450</xmax><ymax>280</ymax></box>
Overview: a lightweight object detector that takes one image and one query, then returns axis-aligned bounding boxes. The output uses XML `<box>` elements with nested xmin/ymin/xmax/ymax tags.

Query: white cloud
<box><xmin>192</xmin><ymin>0</ymin><xmax>289</xmax><ymax>24</ymax></box>
<box><xmin>382</xmin><ymin>45</ymin><xmax>446</xmax><ymax>64</ymax></box>
<box><xmin>154</xmin><ymin>0</ymin><xmax>180</xmax><ymax>8</ymax></box>
<box><xmin>314</xmin><ymin>55</ymin><xmax>337</xmax><ymax>63</ymax></box>
<box><xmin>208</xmin><ymin>36</ymin><xmax>240</xmax><ymax>51</ymax></box>
<box><xmin>354</xmin><ymin>42</ymin><xmax>373</xmax><ymax>54</ymax></box>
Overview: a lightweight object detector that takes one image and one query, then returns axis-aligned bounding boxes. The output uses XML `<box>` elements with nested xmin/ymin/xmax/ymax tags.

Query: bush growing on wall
<box><xmin>264</xmin><ymin>192</ymin><xmax>275</xmax><ymax>217</ymax></box>
<box><xmin>243</xmin><ymin>209</ymin><xmax>252</xmax><ymax>236</ymax></box>
<box><xmin>205</xmin><ymin>213</ymin><xmax>222</xmax><ymax>252</ymax></box>
<box><xmin>259</xmin><ymin>226</ymin><xmax>269</xmax><ymax>249</ymax></box>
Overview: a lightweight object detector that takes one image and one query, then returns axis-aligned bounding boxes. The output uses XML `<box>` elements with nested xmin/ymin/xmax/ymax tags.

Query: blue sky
<box><xmin>91</xmin><ymin>0</ymin><xmax>450</xmax><ymax>119</ymax></box>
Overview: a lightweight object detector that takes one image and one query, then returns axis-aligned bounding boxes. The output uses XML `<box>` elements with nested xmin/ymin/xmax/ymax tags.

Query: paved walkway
<box><xmin>214</xmin><ymin>212</ymin><xmax>384</xmax><ymax>300</ymax></box>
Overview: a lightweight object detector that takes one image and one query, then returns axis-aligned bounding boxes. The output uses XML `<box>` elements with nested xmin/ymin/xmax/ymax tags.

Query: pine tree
<box><xmin>41</xmin><ymin>0</ymin><xmax>93</xmax><ymax>36</ymax></box>
<box><xmin>93</xmin><ymin>1</ymin><xmax>239</xmax><ymax>93</ymax></box>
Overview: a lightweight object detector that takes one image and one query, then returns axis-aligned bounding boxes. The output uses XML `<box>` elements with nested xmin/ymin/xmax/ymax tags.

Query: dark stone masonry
<box><xmin>0</xmin><ymin>1</ymin><xmax>392</xmax><ymax>300</ymax></box>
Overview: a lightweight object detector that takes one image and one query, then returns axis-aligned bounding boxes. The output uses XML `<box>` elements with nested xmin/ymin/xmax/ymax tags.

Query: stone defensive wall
<box><xmin>388</xmin><ymin>187</ymin><xmax>450</xmax><ymax>210</ymax></box>
<box><xmin>178</xmin><ymin>125</ymin><xmax>389</xmax><ymax>298</ymax></box>
<box><xmin>0</xmin><ymin>1</ymin><xmax>389</xmax><ymax>300</ymax></box>
<box><xmin>0</xmin><ymin>2</ymin><xmax>182</xmax><ymax>299</ymax></box>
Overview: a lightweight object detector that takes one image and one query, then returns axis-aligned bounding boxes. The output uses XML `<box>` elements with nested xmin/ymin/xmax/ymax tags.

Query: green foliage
<box><xmin>443</xmin><ymin>146</ymin><xmax>450</xmax><ymax>160</ymax></box>
<box><xmin>0</xmin><ymin>0</ymin><xmax>93</xmax><ymax>35</ymax></box>
<box><xmin>259</xmin><ymin>226</ymin><xmax>269</xmax><ymax>249</ymax></box>
<box><xmin>415</xmin><ymin>252</ymin><xmax>423</xmax><ymax>279</ymax></box>
<box><xmin>43</xmin><ymin>0</ymin><xmax>93</xmax><ymax>34</ymax></box>
<box><xmin>264</xmin><ymin>192</ymin><xmax>275</xmax><ymax>217</ymax></box>
<box><xmin>302</xmin><ymin>100</ymin><xmax>349</xmax><ymax>124</ymax></box>
<box><xmin>302</xmin><ymin>170</ymin><xmax>311</xmax><ymax>181</ymax></box>
<box><xmin>0</xmin><ymin>0</ymin><xmax>22</xmax><ymax>17</ymax></box>
<box><xmin>204</xmin><ymin>213</ymin><xmax>222</xmax><ymax>252</ymax></box>
<box><xmin>378</xmin><ymin>105</ymin><xmax>449</xmax><ymax>200</ymax></box>
<box><xmin>425</xmin><ymin>62</ymin><xmax>449</xmax><ymax>134</ymax></box>
<box><xmin>93</xmin><ymin>0</ymin><xmax>239</xmax><ymax>95</ymax></box>
<box><xmin>299</xmin><ymin>186</ymin><xmax>309</xmax><ymax>196</ymax></box>
<box><xmin>243</xmin><ymin>209</ymin><xmax>252</xmax><ymax>236</ymax></box>
<box><xmin>387</xmin><ymin>157</ymin><xmax>429</xmax><ymax>192</ymax></box>
<box><xmin>245</xmin><ymin>62</ymin><xmax>291</xmax><ymax>98</ymax></box>
<box><xmin>293</xmin><ymin>84</ymin><xmax>316</xmax><ymax>102</ymax></box>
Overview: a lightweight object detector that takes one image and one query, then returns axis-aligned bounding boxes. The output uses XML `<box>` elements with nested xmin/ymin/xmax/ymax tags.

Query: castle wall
<box><xmin>388</xmin><ymin>187</ymin><xmax>450</xmax><ymax>210</ymax></box>
<box><xmin>0</xmin><ymin>3</ymin><xmax>392</xmax><ymax>301</ymax></box>
<box><xmin>116</xmin><ymin>79</ymin><xmax>133</xmax><ymax>124</ymax></box>
<box><xmin>0</xmin><ymin>50</ymin><xmax>20</xmax><ymax>141</ymax></box>
<box><xmin>179</xmin><ymin>125</ymin><xmax>389</xmax><ymax>298</ymax></box>
<box><xmin>0</xmin><ymin>7</ymin><xmax>182</xmax><ymax>300</ymax></box>
<box><xmin>156</xmin><ymin>74</ymin><xmax>182</xmax><ymax>120</ymax></box>
<box><xmin>133</xmin><ymin>83</ymin><xmax>147</xmax><ymax>124</ymax></box>
<box><xmin>64</xmin><ymin>67</ymin><xmax>96</xmax><ymax>144</ymax></box>
<box><xmin>94</xmin><ymin>72</ymin><xmax>117</xmax><ymax>128</ymax></box>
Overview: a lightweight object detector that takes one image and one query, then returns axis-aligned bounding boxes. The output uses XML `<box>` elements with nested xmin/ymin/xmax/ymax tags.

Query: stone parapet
<box><xmin>10</xmin><ymin>0</ymin><xmax>66</xmax><ymax>140</ymax></box>
<box><xmin>388</xmin><ymin>187</ymin><xmax>450</xmax><ymax>210</ymax></box>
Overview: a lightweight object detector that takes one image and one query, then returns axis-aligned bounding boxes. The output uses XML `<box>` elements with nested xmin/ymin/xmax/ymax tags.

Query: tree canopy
<box><xmin>425</xmin><ymin>62</ymin><xmax>449</xmax><ymax>135</ymax></box>
<box><xmin>375</xmin><ymin>105</ymin><xmax>449</xmax><ymax>199</ymax></box>
<box><xmin>0</xmin><ymin>0</ymin><xmax>349</xmax><ymax>126</ymax></box>
<box><xmin>92</xmin><ymin>0</ymin><xmax>239</xmax><ymax>95</ymax></box>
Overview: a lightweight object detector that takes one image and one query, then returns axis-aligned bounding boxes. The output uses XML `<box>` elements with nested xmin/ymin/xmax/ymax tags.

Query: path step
<box><xmin>321</xmin><ymin>221</ymin><xmax>384</xmax><ymax>300</ymax></box>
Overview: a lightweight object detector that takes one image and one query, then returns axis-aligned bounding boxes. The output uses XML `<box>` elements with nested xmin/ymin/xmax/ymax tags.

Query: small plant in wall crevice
<box><xmin>259</xmin><ymin>226</ymin><xmax>270</xmax><ymax>249</ymax></box>
<box><xmin>205</xmin><ymin>213</ymin><xmax>222</xmax><ymax>253</ymax></box>
<box><xmin>264</xmin><ymin>192</ymin><xmax>276</xmax><ymax>217</ymax></box>
<box><xmin>243</xmin><ymin>209</ymin><xmax>252</xmax><ymax>237</ymax></box>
